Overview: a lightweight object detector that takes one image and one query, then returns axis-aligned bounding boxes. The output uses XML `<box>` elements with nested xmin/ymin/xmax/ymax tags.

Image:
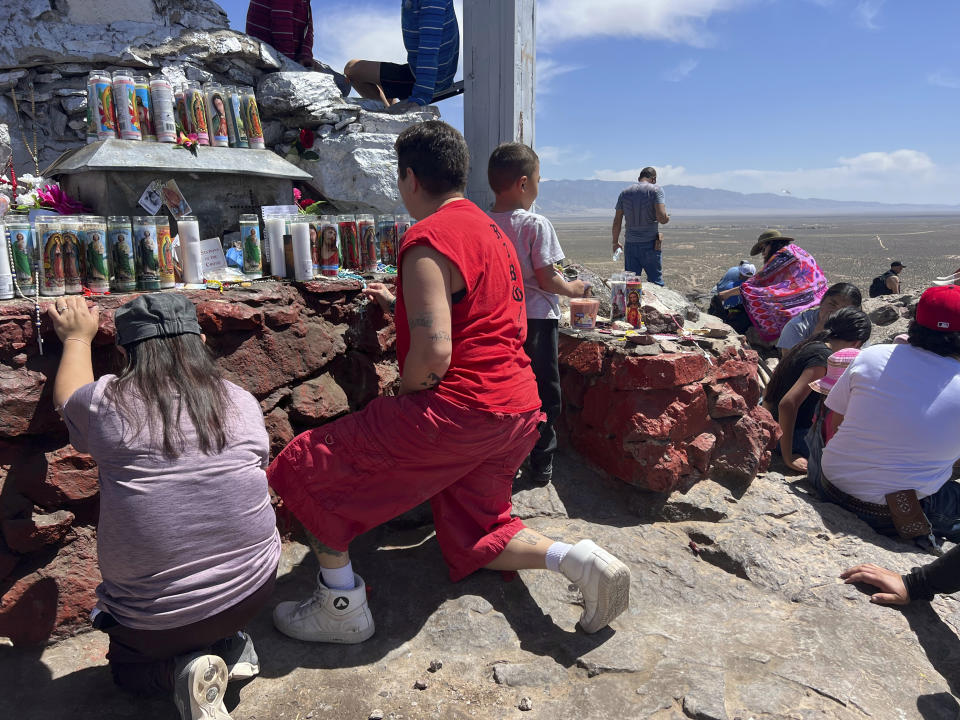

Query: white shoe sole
<box><xmin>579</xmin><ymin>555</ymin><xmax>631</xmax><ymax>634</ymax></box>
<box><xmin>182</xmin><ymin>656</ymin><xmax>232</xmax><ymax>720</ymax></box>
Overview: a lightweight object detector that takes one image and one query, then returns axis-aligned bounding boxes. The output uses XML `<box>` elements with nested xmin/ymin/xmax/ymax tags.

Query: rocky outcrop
<box><xmin>3</xmin><ymin>454</ymin><xmax>957</xmax><ymax>718</ymax></box>
<box><xmin>0</xmin><ymin>279</ymin><xmax>397</xmax><ymax>644</ymax></box>
<box><xmin>558</xmin><ymin>285</ymin><xmax>780</xmax><ymax>493</ymax></box>
<box><xmin>862</xmin><ymin>290</ymin><xmax>920</xmax><ymax>345</ymax></box>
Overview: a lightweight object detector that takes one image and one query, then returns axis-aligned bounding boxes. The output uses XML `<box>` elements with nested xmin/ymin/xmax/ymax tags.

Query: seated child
<box><xmin>762</xmin><ymin>307</ymin><xmax>871</xmax><ymax>473</ymax></box>
<box><xmin>48</xmin><ymin>293</ymin><xmax>281</xmax><ymax>720</ymax></box>
<box><xmin>486</xmin><ymin>142</ymin><xmax>592</xmax><ymax>483</ymax></box>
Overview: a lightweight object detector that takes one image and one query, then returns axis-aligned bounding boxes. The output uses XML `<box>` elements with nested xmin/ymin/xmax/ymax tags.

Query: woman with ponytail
<box><xmin>762</xmin><ymin>306</ymin><xmax>871</xmax><ymax>472</ymax></box>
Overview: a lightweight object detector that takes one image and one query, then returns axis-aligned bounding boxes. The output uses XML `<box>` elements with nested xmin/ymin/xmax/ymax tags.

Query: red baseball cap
<box><xmin>916</xmin><ymin>285</ymin><xmax>960</xmax><ymax>332</ymax></box>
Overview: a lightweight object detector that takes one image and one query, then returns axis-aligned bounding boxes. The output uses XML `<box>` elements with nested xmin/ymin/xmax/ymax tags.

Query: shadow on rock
<box><xmin>257</xmin><ymin>527</ymin><xmax>615</xmax><ymax>681</ymax></box>
<box><xmin>916</xmin><ymin>692</ymin><xmax>960</xmax><ymax>720</ymax></box>
<box><xmin>905</xmin><ymin>603</ymin><xmax>960</xmax><ymax>699</ymax></box>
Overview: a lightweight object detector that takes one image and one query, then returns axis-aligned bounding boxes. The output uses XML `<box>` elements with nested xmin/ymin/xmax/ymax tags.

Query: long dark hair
<box><xmin>764</xmin><ymin>307</ymin><xmax>872</xmax><ymax>406</ymax></box>
<box><xmin>105</xmin><ymin>333</ymin><xmax>229</xmax><ymax>458</ymax></box>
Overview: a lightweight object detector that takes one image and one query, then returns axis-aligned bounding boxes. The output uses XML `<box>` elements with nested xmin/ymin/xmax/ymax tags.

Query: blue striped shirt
<box><xmin>401</xmin><ymin>0</ymin><xmax>459</xmax><ymax>105</ymax></box>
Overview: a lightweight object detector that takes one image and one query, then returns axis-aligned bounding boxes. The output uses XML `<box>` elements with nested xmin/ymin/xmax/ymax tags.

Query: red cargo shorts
<box><xmin>267</xmin><ymin>390</ymin><xmax>542</xmax><ymax>582</ymax></box>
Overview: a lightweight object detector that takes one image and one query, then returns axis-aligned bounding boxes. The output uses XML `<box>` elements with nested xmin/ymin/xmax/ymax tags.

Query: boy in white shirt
<box><xmin>487</xmin><ymin>143</ymin><xmax>591</xmax><ymax>483</ymax></box>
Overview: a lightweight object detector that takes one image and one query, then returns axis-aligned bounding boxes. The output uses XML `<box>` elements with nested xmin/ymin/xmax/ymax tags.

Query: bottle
<box><xmin>613</xmin><ymin>246</ymin><xmax>623</xmax><ymax>263</ymax></box>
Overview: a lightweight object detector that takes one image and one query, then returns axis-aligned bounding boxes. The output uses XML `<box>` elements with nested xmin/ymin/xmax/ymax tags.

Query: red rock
<box><xmin>609</xmin><ymin>352</ymin><xmax>709</xmax><ymax>390</ymax></box>
<box><xmin>0</xmin><ymin>365</ymin><xmax>59</xmax><ymax>438</ymax></box>
<box><xmin>263</xmin><ymin>303</ymin><xmax>303</xmax><ymax>329</ymax></box>
<box><xmin>0</xmin><ymin>575</ymin><xmax>59</xmax><ymax>646</ymax></box>
<box><xmin>301</xmin><ymin>278</ymin><xmax>364</xmax><ymax>294</ymax></box>
<box><xmin>558</xmin><ymin>335</ymin><xmax>607</xmax><ymax>376</ymax></box>
<box><xmin>3</xmin><ymin>510</ymin><xmax>75</xmax><ymax>553</ymax></box>
<box><xmin>0</xmin><ymin>472</ymin><xmax>34</xmax><ymax>520</ymax></box>
<box><xmin>687</xmin><ymin>433</ymin><xmax>717</xmax><ymax>473</ymax></box>
<box><xmin>707</xmin><ymin>383</ymin><xmax>750</xmax><ymax>418</ymax></box>
<box><xmin>0</xmin><ymin>527</ymin><xmax>101</xmax><ymax>645</ymax></box>
<box><xmin>290</xmin><ymin>373</ymin><xmax>350</xmax><ymax>425</ymax></box>
<box><xmin>263</xmin><ymin>407</ymin><xmax>295</xmax><ymax>459</ymax></box>
<box><xmin>334</xmin><ymin>351</ymin><xmax>382</xmax><ymax>409</ymax></box>
<box><xmin>0</xmin><ymin>550</ymin><xmax>17</xmax><ymax>581</ymax></box>
<box><xmin>14</xmin><ymin>447</ymin><xmax>99</xmax><ymax>508</ymax></box>
<box><xmin>214</xmin><ymin>318</ymin><xmax>346</xmax><ymax>398</ymax></box>
<box><xmin>582</xmin><ymin>383</ymin><xmax>709</xmax><ymax>443</ymax></box>
<box><xmin>710</xmin><ymin>408</ymin><xmax>780</xmax><ymax>485</ymax></box>
<box><xmin>195</xmin><ymin>299</ymin><xmax>263</xmax><ymax>332</ymax></box>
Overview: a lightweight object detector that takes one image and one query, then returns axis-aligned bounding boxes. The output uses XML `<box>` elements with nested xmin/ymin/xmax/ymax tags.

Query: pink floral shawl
<box><xmin>741</xmin><ymin>244</ymin><xmax>828</xmax><ymax>341</ymax></box>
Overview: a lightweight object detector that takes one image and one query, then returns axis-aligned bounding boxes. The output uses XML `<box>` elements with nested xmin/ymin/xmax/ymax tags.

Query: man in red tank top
<box><xmin>268</xmin><ymin>121</ymin><xmax>630</xmax><ymax>644</ymax></box>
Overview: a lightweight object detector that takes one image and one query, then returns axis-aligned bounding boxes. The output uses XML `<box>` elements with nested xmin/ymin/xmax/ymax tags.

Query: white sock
<box><xmin>320</xmin><ymin>562</ymin><xmax>355</xmax><ymax>590</ymax></box>
<box><xmin>545</xmin><ymin>542</ymin><xmax>573</xmax><ymax>573</ymax></box>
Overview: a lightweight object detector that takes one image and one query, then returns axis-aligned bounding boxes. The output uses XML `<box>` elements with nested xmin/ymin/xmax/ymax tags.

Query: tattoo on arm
<box><xmin>411</xmin><ymin>312</ymin><xmax>433</xmax><ymax>329</ymax></box>
<box><xmin>419</xmin><ymin>372</ymin><xmax>442</xmax><ymax>389</ymax></box>
<box><xmin>512</xmin><ymin>529</ymin><xmax>542</xmax><ymax>546</ymax></box>
<box><xmin>428</xmin><ymin>330</ymin><xmax>451</xmax><ymax>342</ymax></box>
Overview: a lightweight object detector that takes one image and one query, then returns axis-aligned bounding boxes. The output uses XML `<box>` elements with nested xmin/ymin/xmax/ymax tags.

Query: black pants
<box><xmin>707</xmin><ymin>295</ymin><xmax>753</xmax><ymax>334</ymax></box>
<box><xmin>100</xmin><ymin>573</ymin><xmax>275</xmax><ymax>696</ymax></box>
<box><xmin>524</xmin><ymin>319</ymin><xmax>561</xmax><ymax>473</ymax></box>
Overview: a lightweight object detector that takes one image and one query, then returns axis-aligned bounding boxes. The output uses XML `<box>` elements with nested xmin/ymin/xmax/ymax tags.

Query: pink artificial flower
<box><xmin>293</xmin><ymin>187</ymin><xmax>302</xmax><ymax>202</ymax></box>
<box><xmin>37</xmin><ymin>183</ymin><xmax>90</xmax><ymax>215</ymax></box>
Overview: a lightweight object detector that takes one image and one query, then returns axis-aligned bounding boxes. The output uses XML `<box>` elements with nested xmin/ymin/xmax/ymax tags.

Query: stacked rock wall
<box><xmin>0</xmin><ymin>280</ymin><xmax>396</xmax><ymax>645</ymax></box>
<box><xmin>556</xmin><ymin>286</ymin><xmax>781</xmax><ymax>493</ymax></box>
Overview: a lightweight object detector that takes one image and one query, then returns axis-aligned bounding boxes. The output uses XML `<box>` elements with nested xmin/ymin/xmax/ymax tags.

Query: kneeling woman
<box><xmin>48</xmin><ymin>294</ymin><xmax>281</xmax><ymax>720</ymax></box>
<box><xmin>762</xmin><ymin>307</ymin><xmax>871</xmax><ymax>473</ymax></box>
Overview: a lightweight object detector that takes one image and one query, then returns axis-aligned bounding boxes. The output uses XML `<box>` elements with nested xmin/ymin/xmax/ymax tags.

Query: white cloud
<box><xmin>536</xmin><ymin>145</ymin><xmax>594</xmax><ymax>167</ymax></box>
<box><xmin>537</xmin><ymin>58</ymin><xmax>584</xmax><ymax>94</ymax></box>
<box><xmin>854</xmin><ymin>0</ymin><xmax>884</xmax><ymax>29</ymax></box>
<box><xmin>591</xmin><ymin>150</ymin><xmax>955</xmax><ymax>204</ymax></box>
<box><xmin>537</xmin><ymin>0</ymin><xmax>750</xmax><ymax>47</ymax></box>
<box><xmin>663</xmin><ymin>59</ymin><xmax>699</xmax><ymax>82</ymax></box>
<box><xmin>928</xmin><ymin>71</ymin><xmax>960</xmax><ymax>89</ymax></box>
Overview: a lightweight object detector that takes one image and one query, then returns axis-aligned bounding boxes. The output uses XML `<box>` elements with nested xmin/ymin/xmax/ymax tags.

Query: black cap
<box><xmin>115</xmin><ymin>293</ymin><xmax>203</xmax><ymax>347</ymax></box>
<box><xmin>891</xmin><ymin>261</ymin><xmax>905</xmax><ymax>268</ymax></box>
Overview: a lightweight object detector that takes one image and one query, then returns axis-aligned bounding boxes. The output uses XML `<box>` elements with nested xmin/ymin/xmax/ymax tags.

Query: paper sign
<box><xmin>198</xmin><ymin>237</ymin><xmax>227</xmax><ymax>276</ymax></box>
<box><xmin>138</xmin><ymin>180</ymin><xmax>164</xmax><ymax>215</ymax></box>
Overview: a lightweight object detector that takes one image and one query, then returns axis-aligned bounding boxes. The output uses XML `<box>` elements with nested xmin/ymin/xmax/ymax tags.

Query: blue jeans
<box><xmin>624</xmin><ymin>242</ymin><xmax>663</xmax><ymax>285</ymax></box>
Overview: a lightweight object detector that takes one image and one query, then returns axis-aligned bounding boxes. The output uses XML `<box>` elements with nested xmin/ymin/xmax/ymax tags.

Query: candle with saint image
<box><xmin>291</xmin><ymin>216</ymin><xmax>315</xmax><ymax>281</ymax></box>
<box><xmin>0</xmin><ymin>223</ymin><xmax>13</xmax><ymax>300</ymax></box>
<box><xmin>265</xmin><ymin>215</ymin><xmax>286</xmax><ymax>277</ymax></box>
<box><xmin>177</xmin><ymin>216</ymin><xmax>203</xmax><ymax>285</ymax></box>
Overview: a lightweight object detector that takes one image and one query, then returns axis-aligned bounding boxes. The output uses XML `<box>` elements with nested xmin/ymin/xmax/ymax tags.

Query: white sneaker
<box><xmin>559</xmin><ymin>540</ymin><xmax>631</xmax><ymax>633</ymax></box>
<box><xmin>173</xmin><ymin>653</ymin><xmax>232</xmax><ymax>720</ymax></box>
<box><xmin>273</xmin><ymin>572</ymin><xmax>375</xmax><ymax>643</ymax></box>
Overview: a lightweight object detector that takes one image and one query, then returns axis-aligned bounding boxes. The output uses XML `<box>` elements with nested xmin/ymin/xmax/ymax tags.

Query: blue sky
<box><xmin>218</xmin><ymin>0</ymin><xmax>960</xmax><ymax>204</ymax></box>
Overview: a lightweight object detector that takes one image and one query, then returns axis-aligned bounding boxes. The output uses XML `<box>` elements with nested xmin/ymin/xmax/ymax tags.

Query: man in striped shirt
<box><xmin>246</xmin><ymin>0</ymin><xmax>314</xmax><ymax>67</ymax></box>
<box><xmin>344</xmin><ymin>0</ymin><xmax>459</xmax><ymax>114</ymax></box>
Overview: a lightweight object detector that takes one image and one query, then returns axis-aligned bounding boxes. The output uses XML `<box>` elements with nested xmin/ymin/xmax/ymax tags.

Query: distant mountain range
<box><xmin>536</xmin><ymin>180</ymin><xmax>960</xmax><ymax>216</ymax></box>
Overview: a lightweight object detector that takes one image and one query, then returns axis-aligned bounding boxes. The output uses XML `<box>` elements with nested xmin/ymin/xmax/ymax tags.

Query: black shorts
<box><xmin>379</xmin><ymin>62</ymin><xmax>416</xmax><ymax>100</ymax></box>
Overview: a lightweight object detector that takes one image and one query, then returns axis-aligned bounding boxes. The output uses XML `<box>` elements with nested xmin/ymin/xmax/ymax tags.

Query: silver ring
<box><xmin>56</xmin><ymin>304</ymin><xmax>66</xmax><ymax>313</ymax></box>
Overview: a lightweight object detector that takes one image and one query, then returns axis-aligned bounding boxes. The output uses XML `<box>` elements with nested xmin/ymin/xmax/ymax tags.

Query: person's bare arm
<box><xmin>887</xmin><ymin>274</ymin><xmax>900</xmax><ymax>293</ymax></box>
<box><xmin>398</xmin><ymin>246</ymin><xmax>453</xmax><ymax>395</ymax></box>
<box><xmin>47</xmin><ymin>296</ymin><xmax>100</xmax><ymax>409</ymax></box>
<box><xmin>777</xmin><ymin>366</ymin><xmax>826</xmax><ymax>473</ymax></box>
<box><xmin>533</xmin><ymin>264</ymin><xmax>587</xmax><ymax>298</ymax></box>
<box><xmin>717</xmin><ymin>286</ymin><xmax>742</xmax><ymax>301</ymax></box>
<box><xmin>656</xmin><ymin>203</ymin><xmax>670</xmax><ymax>224</ymax></box>
<box><xmin>612</xmin><ymin>209</ymin><xmax>624</xmax><ymax>252</ymax></box>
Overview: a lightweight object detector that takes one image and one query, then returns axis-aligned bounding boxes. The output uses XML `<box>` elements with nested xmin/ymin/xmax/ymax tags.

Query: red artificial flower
<box><xmin>298</xmin><ymin>128</ymin><xmax>315</xmax><ymax>149</ymax></box>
